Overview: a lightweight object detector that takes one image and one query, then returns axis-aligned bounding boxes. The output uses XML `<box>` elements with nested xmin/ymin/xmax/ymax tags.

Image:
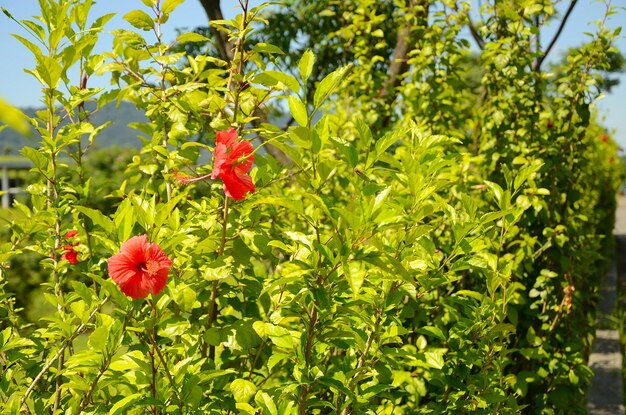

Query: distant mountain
<box><xmin>0</xmin><ymin>101</ymin><xmax>147</xmax><ymax>155</ymax></box>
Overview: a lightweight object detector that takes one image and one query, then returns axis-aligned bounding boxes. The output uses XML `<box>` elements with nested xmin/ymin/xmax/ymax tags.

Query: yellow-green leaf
<box><xmin>124</xmin><ymin>10</ymin><xmax>153</xmax><ymax>31</ymax></box>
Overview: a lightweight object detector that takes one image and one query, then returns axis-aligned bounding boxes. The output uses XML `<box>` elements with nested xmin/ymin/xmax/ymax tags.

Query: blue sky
<box><xmin>0</xmin><ymin>0</ymin><xmax>624</xmax><ymax>147</ymax></box>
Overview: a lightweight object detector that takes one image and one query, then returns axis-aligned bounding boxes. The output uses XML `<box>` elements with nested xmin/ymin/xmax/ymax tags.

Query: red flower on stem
<box><xmin>62</xmin><ymin>244</ymin><xmax>78</xmax><ymax>265</ymax></box>
<box><xmin>65</xmin><ymin>230</ymin><xmax>79</xmax><ymax>239</ymax></box>
<box><xmin>600</xmin><ymin>134</ymin><xmax>609</xmax><ymax>143</ymax></box>
<box><xmin>211</xmin><ymin>128</ymin><xmax>255</xmax><ymax>201</ymax></box>
<box><xmin>174</xmin><ymin>128</ymin><xmax>255</xmax><ymax>201</ymax></box>
<box><xmin>60</xmin><ymin>230</ymin><xmax>79</xmax><ymax>264</ymax></box>
<box><xmin>108</xmin><ymin>235</ymin><xmax>173</xmax><ymax>299</ymax></box>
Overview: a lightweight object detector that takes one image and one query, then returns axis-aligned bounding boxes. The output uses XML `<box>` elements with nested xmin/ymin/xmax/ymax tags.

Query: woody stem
<box><xmin>149</xmin><ymin>300</ymin><xmax>159</xmax><ymax>415</ymax></box>
<box><xmin>204</xmin><ymin>197</ymin><xmax>229</xmax><ymax>359</ymax></box>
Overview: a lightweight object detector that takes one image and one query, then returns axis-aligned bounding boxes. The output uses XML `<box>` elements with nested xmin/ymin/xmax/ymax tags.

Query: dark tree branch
<box><xmin>379</xmin><ymin>25</ymin><xmax>411</xmax><ymax>100</ymax></box>
<box><xmin>534</xmin><ymin>0</ymin><xmax>578</xmax><ymax>72</ymax></box>
<box><xmin>197</xmin><ymin>0</ymin><xmax>291</xmax><ymax>165</ymax></box>
<box><xmin>453</xmin><ymin>1</ymin><xmax>483</xmax><ymax>50</ymax></box>
<box><xmin>467</xmin><ymin>18</ymin><xmax>484</xmax><ymax>50</ymax></box>
<box><xmin>198</xmin><ymin>0</ymin><xmax>234</xmax><ymax>61</ymax></box>
<box><xmin>378</xmin><ymin>0</ymin><xmax>427</xmax><ymax>129</ymax></box>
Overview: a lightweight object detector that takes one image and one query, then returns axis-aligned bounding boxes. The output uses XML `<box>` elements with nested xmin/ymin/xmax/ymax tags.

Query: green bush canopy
<box><xmin>0</xmin><ymin>1</ymin><xmax>623</xmax><ymax>414</ymax></box>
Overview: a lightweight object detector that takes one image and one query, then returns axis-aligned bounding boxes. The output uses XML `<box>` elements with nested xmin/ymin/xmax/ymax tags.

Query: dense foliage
<box><xmin>0</xmin><ymin>1</ymin><xmax>623</xmax><ymax>414</ymax></box>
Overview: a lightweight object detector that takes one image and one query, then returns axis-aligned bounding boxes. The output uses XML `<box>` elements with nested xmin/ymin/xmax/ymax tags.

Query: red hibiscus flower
<box><xmin>58</xmin><ymin>230</ymin><xmax>80</xmax><ymax>264</ymax></box>
<box><xmin>65</xmin><ymin>230</ymin><xmax>79</xmax><ymax>239</ymax></box>
<box><xmin>108</xmin><ymin>235</ymin><xmax>173</xmax><ymax>299</ymax></box>
<box><xmin>62</xmin><ymin>245</ymin><xmax>78</xmax><ymax>265</ymax></box>
<box><xmin>211</xmin><ymin>128</ymin><xmax>255</xmax><ymax>201</ymax></box>
<box><xmin>173</xmin><ymin>128</ymin><xmax>255</xmax><ymax>201</ymax></box>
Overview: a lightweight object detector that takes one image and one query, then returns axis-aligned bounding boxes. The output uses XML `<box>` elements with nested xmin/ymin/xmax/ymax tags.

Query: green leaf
<box><xmin>252</xmin><ymin>196</ymin><xmax>305</xmax><ymax>216</ymax></box>
<box><xmin>203</xmin><ymin>327</ymin><xmax>221</xmax><ymax>346</ymax></box>
<box><xmin>162</xmin><ymin>0</ymin><xmax>184</xmax><ymax>15</ymax></box>
<box><xmin>343</xmin><ymin>261</ymin><xmax>365</xmax><ymax>296</ymax></box>
<box><xmin>75</xmin><ymin>206</ymin><xmax>114</xmax><ymax>234</ymax></box>
<box><xmin>513</xmin><ymin>162</ymin><xmax>541</xmax><ymax>191</ymax></box>
<box><xmin>235</xmin><ymin>403</ymin><xmax>256</xmax><ymax>415</ymax></box>
<box><xmin>253</xmin><ymin>42</ymin><xmax>284</xmax><ymax>55</ymax></box>
<box><xmin>1</xmin><ymin>335</ymin><xmax>35</xmax><ymax>353</ymax></box>
<box><xmin>11</xmin><ymin>34</ymin><xmax>42</xmax><ymax>60</ymax></box>
<box><xmin>313</xmin><ymin>65</ymin><xmax>350</xmax><ymax>108</ymax></box>
<box><xmin>455</xmin><ymin>290</ymin><xmax>484</xmax><ymax>301</ymax></box>
<box><xmin>252</xmin><ymin>70</ymin><xmax>300</xmax><ymax>93</ymax></box>
<box><xmin>110</xmin><ymin>393</ymin><xmax>143</xmax><ymax>415</ymax></box>
<box><xmin>288</xmin><ymin>126</ymin><xmax>311</xmax><ymax>149</ymax></box>
<box><xmin>0</xmin><ymin>327</ymin><xmax>14</xmax><ymax>351</ymax></box>
<box><xmin>374</xmin><ymin>130</ymin><xmax>399</xmax><ymax>158</ymax></box>
<box><xmin>153</xmin><ymin>53</ymin><xmax>184</xmax><ymax>65</ymax></box>
<box><xmin>230</xmin><ymin>379</ymin><xmax>257</xmax><ymax>403</ymax></box>
<box><xmin>176</xmin><ymin>32</ymin><xmax>210</xmax><ymax>43</ymax></box>
<box><xmin>20</xmin><ymin>147</ymin><xmax>46</xmax><ymax>170</ymax></box>
<box><xmin>288</xmin><ymin>96</ymin><xmax>308</xmax><ymax>126</ymax></box>
<box><xmin>114</xmin><ymin>198</ymin><xmax>135</xmax><ymax>242</ymax></box>
<box><xmin>331</xmin><ymin>136</ymin><xmax>358</xmax><ymax>168</ymax></box>
<box><xmin>355</xmin><ymin>116</ymin><xmax>373</xmax><ymax>152</ymax></box>
<box><xmin>154</xmin><ymin>194</ymin><xmax>183</xmax><ymax>229</ymax></box>
<box><xmin>298</xmin><ymin>49</ymin><xmax>315</xmax><ymax>82</ymax></box>
<box><xmin>255</xmin><ymin>391</ymin><xmax>278</xmax><ymax>415</ymax></box>
<box><xmin>264</xmin><ymin>323</ymin><xmax>296</xmax><ymax>350</ymax></box>
<box><xmin>424</xmin><ymin>350</ymin><xmax>445</xmax><ymax>369</ymax></box>
<box><xmin>417</xmin><ymin>326</ymin><xmax>445</xmax><ymax>341</ymax></box>
<box><xmin>35</xmin><ymin>55</ymin><xmax>62</xmax><ymax>88</ymax></box>
<box><xmin>480</xmin><ymin>210</ymin><xmax>509</xmax><ymax>225</ymax></box>
<box><xmin>123</xmin><ymin>10</ymin><xmax>153</xmax><ymax>31</ymax></box>
<box><xmin>88</xmin><ymin>326</ymin><xmax>109</xmax><ymax>352</ymax></box>
<box><xmin>484</xmin><ymin>181</ymin><xmax>504</xmax><ymax>206</ymax></box>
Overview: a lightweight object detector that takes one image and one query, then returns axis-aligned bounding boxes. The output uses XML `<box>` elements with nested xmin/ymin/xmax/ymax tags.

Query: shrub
<box><xmin>0</xmin><ymin>1</ymin><xmax>622</xmax><ymax>414</ymax></box>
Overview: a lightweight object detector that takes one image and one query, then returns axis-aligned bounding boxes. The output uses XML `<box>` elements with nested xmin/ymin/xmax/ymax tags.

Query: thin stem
<box><xmin>45</xmin><ymin>83</ymin><xmax>65</xmax><ymax>413</ymax></box>
<box><xmin>75</xmin><ymin>356</ymin><xmax>109</xmax><ymax>414</ymax></box>
<box><xmin>298</xmin><ymin>303</ymin><xmax>318</xmax><ymax>415</ymax></box>
<box><xmin>75</xmin><ymin>58</ymin><xmax>94</xmax><ymax>259</ymax></box>
<box><xmin>219</xmin><ymin>197</ymin><xmax>230</xmax><ymax>257</ymax></box>
<box><xmin>339</xmin><ymin>304</ymin><xmax>384</xmax><ymax>415</ymax></box>
<box><xmin>154</xmin><ymin>0</ymin><xmax>172</xmax><ymax>202</ymax></box>
<box><xmin>203</xmin><ymin>197</ymin><xmax>230</xmax><ymax>359</ymax></box>
<box><xmin>76</xmin><ymin>306</ymin><xmax>132</xmax><ymax>415</ymax></box>
<box><xmin>534</xmin><ymin>0</ymin><xmax>578</xmax><ymax>72</ymax></box>
<box><xmin>149</xmin><ymin>300</ymin><xmax>159</xmax><ymax>415</ymax></box>
<box><xmin>151</xmin><ymin>335</ymin><xmax>184</xmax><ymax>415</ymax></box>
<box><xmin>453</xmin><ymin>1</ymin><xmax>483</xmax><ymax>50</ymax></box>
<box><xmin>232</xmin><ymin>0</ymin><xmax>249</xmax><ymax>123</ymax></box>
<box><xmin>20</xmin><ymin>298</ymin><xmax>109</xmax><ymax>410</ymax></box>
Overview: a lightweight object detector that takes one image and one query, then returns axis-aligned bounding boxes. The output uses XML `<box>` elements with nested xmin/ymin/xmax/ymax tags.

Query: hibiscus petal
<box><xmin>108</xmin><ymin>253</ymin><xmax>137</xmax><ymax>284</ymax></box>
<box><xmin>230</xmin><ymin>141</ymin><xmax>254</xmax><ymax>172</ymax></box>
<box><xmin>148</xmin><ymin>268</ymin><xmax>169</xmax><ymax>296</ymax></box>
<box><xmin>108</xmin><ymin>234</ymin><xmax>172</xmax><ymax>299</ymax></box>
<box><xmin>220</xmin><ymin>170</ymin><xmax>255</xmax><ymax>201</ymax></box>
<box><xmin>148</xmin><ymin>243</ymin><xmax>173</xmax><ymax>268</ymax></box>
<box><xmin>212</xmin><ymin>142</ymin><xmax>229</xmax><ymax>179</ymax></box>
<box><xmin>119</xmin><ymin>235</ymin><xmax>149</xmax><ymax>262</ymax></box>
<box><xmin>216</xmin><ymin>127</ymin><xmax>239</xmax><ymax>147</ymax></box>
<box><xmin>120</xmin><ymin>273</ymin><xmax>151</xmax><ymax>299</ymax></box>
<box><xmin>65</xmin><ymin>230</ymin><xmax>78</xmax><ymax>239</ymax></box>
